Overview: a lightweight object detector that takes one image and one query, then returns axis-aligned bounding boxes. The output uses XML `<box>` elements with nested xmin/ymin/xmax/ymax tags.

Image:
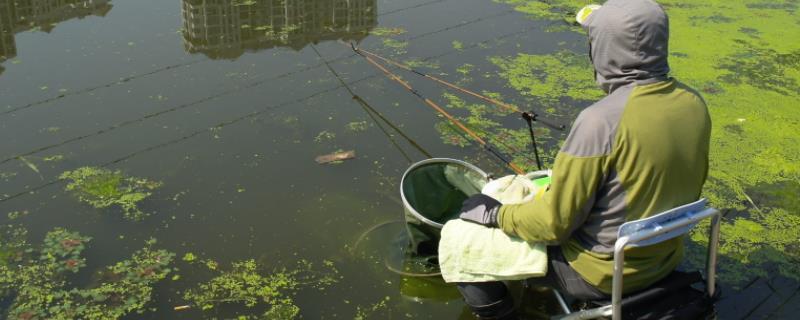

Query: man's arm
<box><xmin>497</xmin><ymin>151</ymin><xmax>607</xmax><ymax>244</ymax></box>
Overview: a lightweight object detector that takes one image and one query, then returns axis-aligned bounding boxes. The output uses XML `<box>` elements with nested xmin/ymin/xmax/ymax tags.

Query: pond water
<box><xmin>1</xmin><ymin>0</ymin><xmax>798</xmax><ymax>319</ymax></box>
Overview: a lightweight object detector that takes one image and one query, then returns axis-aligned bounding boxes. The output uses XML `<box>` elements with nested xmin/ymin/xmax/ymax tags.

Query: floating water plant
<box><xmin>718</xmin><ymin>40</ymin><xmax>800</xmax><ymax>96</ymax></box>
<box><xmin>382</xmin><ymin>38</ymin><xmax>409</xmax><ymax>55</ymax></box>
<box><xmin>456</xmin><ymin>63</ymin><xmax>475</xmax><ymax>76</ymax></box>
<box><xmin>494</xmin><ymin>0</ymin><xmax>585</xmax><ymax>21</ymax></box>
<box><xmin>403</xmin><ymin>58</ymin><xmax>440</xmax><ymax>70</ymax></box>
<box><xmin>489</xmin><ymin>50</ymin><xmax>604</xmax><ymax>105</ymax></box>
<box><xmin>370</xmin><ymin>27</ymin><xmax>407</xmax><ymax>36</ymax></box>
<box><xmin>354</xmin><ymin>296</ymin><xmax>391</xmax><ymax>320</ymax></box>
<box><xmin>182</xmin><ymin>259</ymin><xmax>338</xmax><ymax>319</ymax></box>
<box><xmin>59</xmin><ymin>167</ymin><xmax>163</xmax><ymax>221</ymax></box>
<box><xmin>43</xmin><ymin>154</ymin><xmax>65</xmax><ymax>162</ymax></box>
<box><xmin>0</xmin><ymin>223</ymin><xmax>28</xmax><ymax>268</ymax></box>
<box><xmin>314</xmin><ymin>130</ymin><xmax>336</xmax><ymax>142</ymax></box>
<box><xmin>0</xmin><ymin>229</ymin><xmax>174</xmax><ymax>319</ymax></box>
<box><xmin>346</xmin><ymin>121</ymin><xmax>369</xmax><ymax>132</ymax></box>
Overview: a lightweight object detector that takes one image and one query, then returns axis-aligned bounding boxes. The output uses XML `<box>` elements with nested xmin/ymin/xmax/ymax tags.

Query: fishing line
<box><xmin>353</xmin><ymin>47</ymin><xmax>566</xmax><ymax>131</ymax></box>
<box><xmin>0</xmin><ymin>72</ymin><xmax>360</xmax><ymax>203</ymax></box>
<box><xmin>0</xmin><ymin>60</ymin><xmax>204</xmax><ymax>117</ymax></box>
<box><xmin>403</xmin><ymin>9</ymin><xmax>517</xmax><ymax>43</ymax></box>
<box><xmin>1</xmin><ymin>23</ymin><xmax>546</xmax><ymax>202</ymax></box>
<box><xmin>352</xmin><ymin>46</ymin><xmax>566</xmax><ymax>170</ymax></box>
<box><xmin>310</xmin><ymin>44</ymin><xmax>432</xmax><ymax>161</ymax></box>
<box><xmin>312</xmin><ymin>46</ymin><xmax>445</xmax><ymax>278</ymax></box>
<box><xmin>2</xmin><ymin>9</ymin><xmax>528</xmax><ymax>166</ymax></box>
<box><xmin>0</xmin><ymin>60</ymin><xmax>336</xmax><ymax>165</ymax></box>
<box><xmin>379</xmin><ymin>0</ymin><xmax>447</xmax><ymax>16</ymax></box>
<box><xmin>0</xmin><ymin>0</ymin><xmax>447</xmax><ymax>118</ymax></box>
<box><xmin>354</xmin><ymin>95</ymin><xmax>433</xmax><ymax>159</ymax></box>
<box><xmin>351</xmin><ymin>43</ymin><xmax>528</xmax><ymax>175</ymax></box>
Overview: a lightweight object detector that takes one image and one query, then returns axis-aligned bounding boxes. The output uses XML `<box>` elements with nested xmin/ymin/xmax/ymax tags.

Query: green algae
<box><xmin>182</xmin><ymin>252</ymin><xmax>198</xmax><ymax>263</ymax></box>
<box><xmin>456</xmin><ymin>63</ymin><xmax>475</xmax><ymax>76</ymax></box>
<box><xmin>0</xmin><ymin>223</ymin><xmax>28</xmax><ymax>268</ymax></box>
<box><xmin>382</xmin><ymin>38</ymin><xmax>408</xmax><ymax>55</ymax></box>
<box><xmin>354</xmin><ymin>296</ymin><xmax>391</xmax><ymax>320</ymax></box>
<box><xmin>436</xmin><ymin>92</ymin><xmax>503</xmax><ymax>148</ymax></box>
<box><xmin>717</xmin><ymin>40</ymin><xmax>800</xmax><ymax>96</ymax></box>
<box><xmin>42</xmin><ymin>154</ymin><xmax>65</xmax><ymax>162</ymax></box>
<box><xmin>748</xmin><ymin>181</ymin><xmax>800</xmax><ymax>214</ymax></box>
<box><xmin>403</xmin><ymin>58</ymin><xmax>440</xmax><ymax>69</ymax></box>
<box><xmin>489</xmin><ymin>51</ymin><xmax>604</xmax><ymax>105</ymax></box>
<box><xmin>346</xmin><ymin>121</ymin><xmax>369</xmax><ymax>132</ymax></box>
<box><xmin>433</xmin><ymin>92</ymin><xmax>549</xmax><ymax>171</ymax></box>
<box><xmin>7</xmin><ymin>210</ymin><xmax>29</xmax><ymax>220</ymax></box>
<box><xmin>370</xmin><ymin>27</ymin><xmax>407</xmax><ymax>37</ymax></box>
<box><xmin>314</xmin><ymin>130</ymin><xmax>336</xmax><ymax>142</ymax></box>
<box><xmin>493</xmin><ymin>0</ymin><xmax>589</xmax><ymax>21</ymax></box>
<box><xmin>59</xmin><ymin>167</ymin><xmax>162</xmax><ymax>221</ymax></box>
<box><xmin>0</xmin><ymin>171</ymin><xmax>17</xmax><ymax>180</ymax></box>
<box><xmin>490</xmin><ymin>0</ymin><xmax>800</xmax><ymax>286</ymax></box>
<box><xmin>0</xmin><ymin>231</ymin><xmax>174</xmax><ymax>319</ymax></box>
<box><xmin>689</xmin><ymin>207</ymin><xmax>800</xmax><ymax>285</ymax></box>
<box><xmin>182</xmin><ymin>259</ymin><xmax>338</xmax><ymax>319</ymax></box>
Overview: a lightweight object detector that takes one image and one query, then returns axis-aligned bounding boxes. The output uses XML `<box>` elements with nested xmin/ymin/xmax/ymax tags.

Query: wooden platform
<box><xmin>716</xmin><ymin>276</ymin><xmax>800</xmax><ymax>319</ymax></box>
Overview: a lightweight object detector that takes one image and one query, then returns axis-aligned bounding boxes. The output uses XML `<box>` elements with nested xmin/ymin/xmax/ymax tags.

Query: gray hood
<box><xmin>582</xmin><ymin>0</ymin><xmax>670</xmax><ymax>93</ymax></box>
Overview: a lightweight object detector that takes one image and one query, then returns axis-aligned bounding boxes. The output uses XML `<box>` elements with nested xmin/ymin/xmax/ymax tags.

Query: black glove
<box><xmin>458</xmin><ymin>194</ymin><xmax>502</xmax><ymax>227</ymax></box>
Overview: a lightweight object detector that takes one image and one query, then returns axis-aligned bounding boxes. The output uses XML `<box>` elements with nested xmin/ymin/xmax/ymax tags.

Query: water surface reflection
<box><xmin>181</xmin><ymin>0</ymin><xmax>376</xmax><ymax>59</ymax></box>
<box><xmin>0</xmin><ymin>0</ymin><xmax>112</xmax><ymax>75</ymax></box>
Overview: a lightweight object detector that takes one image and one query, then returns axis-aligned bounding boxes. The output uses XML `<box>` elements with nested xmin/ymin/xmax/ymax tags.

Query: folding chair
<box><xmin>552</xmin><ymin>198</ymin><xmax>722</xmax><ymax>320</ymax></box>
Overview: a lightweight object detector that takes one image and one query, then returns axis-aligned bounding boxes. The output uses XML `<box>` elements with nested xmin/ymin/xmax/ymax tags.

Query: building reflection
<box><xmin>0</xmin><ymin>0</ymin><xmax>112</xmax><ymax>75</ymax></box>
<box><xmin>181</xmin><ymin>0</ymin><xmax>377</xmax><ymax>60</ymax></box>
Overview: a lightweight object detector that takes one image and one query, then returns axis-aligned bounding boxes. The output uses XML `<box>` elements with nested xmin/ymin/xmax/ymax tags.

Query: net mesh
<box><xmin>401</xmin><ymin>161</ymin><xmax>487</xmax><ymax>256</ymax></box>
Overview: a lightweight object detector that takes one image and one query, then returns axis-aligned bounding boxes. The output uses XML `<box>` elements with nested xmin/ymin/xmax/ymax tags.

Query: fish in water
<box><xmin>315</xmin><ymin>150</ymin><xmax>356</xmax><ymax>164</ymax></box>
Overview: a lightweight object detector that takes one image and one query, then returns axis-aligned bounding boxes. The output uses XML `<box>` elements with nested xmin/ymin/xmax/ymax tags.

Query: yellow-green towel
<box><xmin>439</xmin><ymin>220</ymin><xmax>547</xmax><ymax>283</ymax></box>
<box><xmin>438</xmin><ymin>174</ymin><xmax>548</xmax><ymax>283</ymax></box>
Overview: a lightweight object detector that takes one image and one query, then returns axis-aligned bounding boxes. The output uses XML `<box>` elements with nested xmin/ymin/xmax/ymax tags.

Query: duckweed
<box><xmin>489</xmin><ymin>50</ymin><xmax>604</xmax><ymax>105</ymax></box>
<box><xmin>436</xmin><ymin>91</ymin><xmax>554</xmax><ymax>171</ymax></box>
<box><xmin>494</xmin><ymin>0</ymin><xmax>585</xmax><ymax>21</ymax></box>
<box><xmin>370</xmin><ymin>27</ymin><xmax>407</xmax><ymax>36</ymax></box>
<box><xmin>354</xmin><ymin>296</ymin><xmax>391</xmax><ymax>320</ymax></box>
<box><xmin>346</xmin><ymin>121</ymin><xmax>369</xmax><ymax>132</ymax></box>
<box><xmin>382</xmin><ymin>38</ymin><xmax>409</xmax><ymax>55</ymax></box>
<box><xmin>403</xmin><ymin>58</ymin><xmax>440</xmax><ymax>69</ymax></box>
<box><xmin>0</xmin><ymin>230</ymin><xmax>174</xmax><ymax>319</ymax></box>
<box><xmin>59</xmin><ymin>167</ymin><xmax>163</xmax><ymax>221</ymax></box>
<box><xmin>314</xmin><ymin>130</ymin><xmax>336</xmax><ymax>142</ymax></box>
<box><xmin>182</xmin><ymin>259</ymin><xmax>338</xmax><ymax>319</ymax></box>
<box><xmin>456</xmin><ymin>63</ymin><xmax>475</xmax><ymax>76</ymax></box>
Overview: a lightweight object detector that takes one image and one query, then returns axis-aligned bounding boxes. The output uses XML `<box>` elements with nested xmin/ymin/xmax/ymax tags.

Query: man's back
<box><xmin>562</xmin><ymin>78</ymin><xmax>711</xmax><ymax>293</ymax></box>
<box><xmin>497</xmin><ymin>0</ymin><xmax>711</xmax><ymax>293</ymax></box>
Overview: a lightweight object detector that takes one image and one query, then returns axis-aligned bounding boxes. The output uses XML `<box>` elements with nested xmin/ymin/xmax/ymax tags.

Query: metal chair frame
<box><xmin>552</xmin><ymin>198</ymin><xmax>722</xmax><ymax>320</ymax></box>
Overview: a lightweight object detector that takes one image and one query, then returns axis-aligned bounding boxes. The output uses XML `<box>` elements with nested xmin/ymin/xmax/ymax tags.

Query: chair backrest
<box><xmin>617</xmin><ymin>198</ymin><xmax>708</xmax><ymax>247</ymax></box>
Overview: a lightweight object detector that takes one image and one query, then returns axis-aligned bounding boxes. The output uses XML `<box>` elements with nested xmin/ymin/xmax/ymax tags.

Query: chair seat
<box><xmin>585</xmin><ymin>270</ymin><xmax>703</xmax><ymax>307</ymax></box>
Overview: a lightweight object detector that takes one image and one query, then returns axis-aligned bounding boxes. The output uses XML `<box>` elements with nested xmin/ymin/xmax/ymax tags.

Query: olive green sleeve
<box><xmin>497</xmin><ymin>152</ymin><xmax>607</xmax><ymax>243</ymax></box>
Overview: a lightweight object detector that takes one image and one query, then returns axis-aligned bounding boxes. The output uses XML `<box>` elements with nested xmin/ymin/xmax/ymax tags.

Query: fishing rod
<box><xmin>350</xmin><ymin>45</ymin><xmax>565</xmax><ymax>170</ymax></box>
<box><xmin>352</xmin><ymin>47</ymin><xmax>566</xmax><ymax>130</ymax></box>
<box><xmin>310</xmin><ymin>44</ymin><xmax>432</xmax><ymax>162</ymax></box>
<box><xmin>350</xmin><ymin>43</ymin><xmax>526</xmax><ymax>175</ymax></box>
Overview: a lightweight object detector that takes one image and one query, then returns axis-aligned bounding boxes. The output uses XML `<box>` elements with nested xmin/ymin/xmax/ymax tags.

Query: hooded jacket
<box><xmin>497</xmin><ymin>0</ymin><xmax>711</xmax><ymax>294</ymax></box>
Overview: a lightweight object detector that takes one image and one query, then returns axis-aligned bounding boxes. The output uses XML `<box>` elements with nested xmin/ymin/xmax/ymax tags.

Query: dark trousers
<box><xmin>456</xmin><ymin>247</ymin><xmax>608</xmax><ymax>319</ymax></box>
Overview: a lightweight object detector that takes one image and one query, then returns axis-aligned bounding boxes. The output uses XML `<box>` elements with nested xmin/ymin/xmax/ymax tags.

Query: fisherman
<box><xmin>456</xmin><ymin>0</ymin><xmax>711</xmax><ymax>318</ymax></box>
